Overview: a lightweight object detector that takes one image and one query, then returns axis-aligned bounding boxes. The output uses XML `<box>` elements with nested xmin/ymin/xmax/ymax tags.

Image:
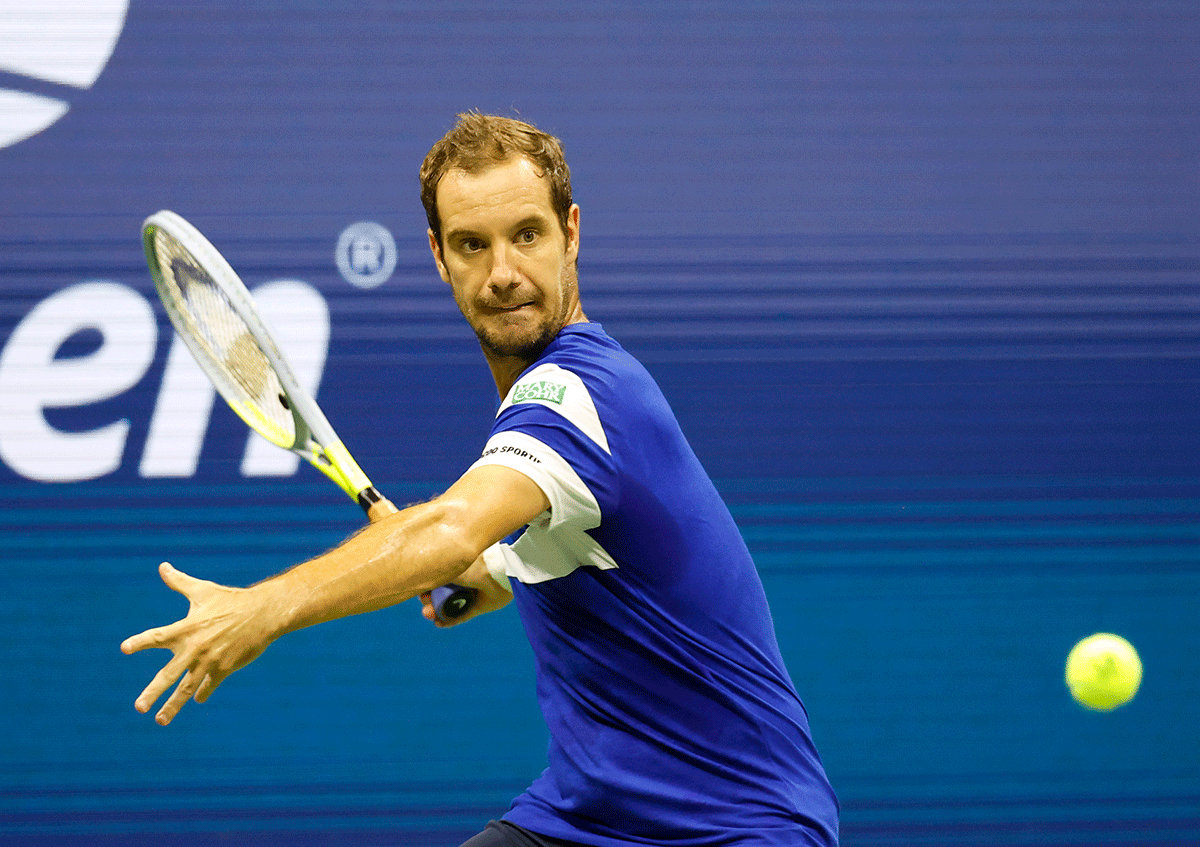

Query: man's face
<box><xmin>429</xmin><ymin>156</ymin><xmax>581</xmax><ymax>361</ymax></box>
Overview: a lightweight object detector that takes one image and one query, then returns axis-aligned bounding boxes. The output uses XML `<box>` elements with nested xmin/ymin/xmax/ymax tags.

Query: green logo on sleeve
<box><xmin>513</xmin><ymin>380</ymin><xmax>567</xmax><ymax>405</ymax></box>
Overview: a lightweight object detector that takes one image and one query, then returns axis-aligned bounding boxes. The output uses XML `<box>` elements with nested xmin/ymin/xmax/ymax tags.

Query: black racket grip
<box><xmin>431</xmin><ymin>583</ymin><xmax>476</xmax><ymax>623</ymax></box>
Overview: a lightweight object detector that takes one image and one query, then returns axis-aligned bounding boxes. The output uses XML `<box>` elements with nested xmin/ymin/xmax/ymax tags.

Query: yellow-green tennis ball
<box><xmin>1065</xmin><ymin>633</ymin><xmax>1142</xmax><ymax>711</ymax></box>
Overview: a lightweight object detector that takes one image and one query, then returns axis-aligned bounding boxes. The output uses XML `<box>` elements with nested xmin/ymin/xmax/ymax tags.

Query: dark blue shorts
<box><xmin>459</xmin><ymin>819</ymin><xmax>587</xmax><ymax>847</ymax></box>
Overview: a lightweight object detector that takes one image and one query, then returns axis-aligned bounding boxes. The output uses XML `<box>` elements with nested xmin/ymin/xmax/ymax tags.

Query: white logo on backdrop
<box><xmin>336</xmin><ymin>222</ymin><xmax>397</xmax><ymax>289</ymax></box>
<box><xmin>0</xmin><ymin>0</ymin><xmax>129</xmax><ymax>149</ymax></box>
<box><xmin>0</xmin><ymin>280</ymin><xmax>330</xmax><ymax>483</ymax></box>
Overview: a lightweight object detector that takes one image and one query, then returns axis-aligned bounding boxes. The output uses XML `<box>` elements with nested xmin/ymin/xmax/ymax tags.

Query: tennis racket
<box><xmin>141</xmin><ymin>209</ymin><xmax>475</xmax><ymax>622</ymax></box>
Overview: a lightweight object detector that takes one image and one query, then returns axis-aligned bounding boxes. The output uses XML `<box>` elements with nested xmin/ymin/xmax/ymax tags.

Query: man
<box><xmin>123</xmin><ymin>113</ymin><xmax>840</xmax><ymax>846</ymax></box>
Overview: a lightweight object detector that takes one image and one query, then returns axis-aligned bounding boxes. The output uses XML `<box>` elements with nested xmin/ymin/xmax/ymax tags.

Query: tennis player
<box><xmin>123</xmin><ymin>113</ymin><xmax>839</xmax><ymax>846</ymax></box>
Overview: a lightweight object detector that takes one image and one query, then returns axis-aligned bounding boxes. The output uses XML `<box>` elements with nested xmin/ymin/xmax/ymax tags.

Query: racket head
<box><xmin>142</xmin><ymin>210</ymin><xmax>306</xmax><ymax>451</ymax></box>
<box><xmin>143</xmin><ymin>211</ymin><xmax>472</xmax><ymax>620</ymax></box>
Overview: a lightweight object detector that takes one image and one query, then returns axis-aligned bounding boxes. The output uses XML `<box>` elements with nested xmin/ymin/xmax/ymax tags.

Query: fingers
<box><xmin>158</xmin><ymin>561</ymin><xmax>204</xmax><ymax>596</ymax></box>
<box><xmin>155</xmin><ymin>668</ymin><xmax>204</xmax><ymax>726</ymax></box>
<box><xmin>123</xmin><ymin>562</ymin><xmax>208</xmax><ymax>722</ymax></box>
<box><xmin>133</xmin><ymin>653</ymin><xmax>189</xmax><ymax>720</ymax></box>
<box><xmin>417</xmin><ymin>592</ymin><xmax>444</xmax><ymax>627</ymax></box>
<box><xmin>121</xmin><ymin>565</ymin><xmax>205</xmax><ymax>656</ymax></box>
<box><xmin>121</xmin><ymin>618</ymin><xmax>191</xmax><ymax>656</ymax></box>
<box><xmin>123</xmin><ymin>562</ymin><xmax>251</xmax><ymax>724</ymax></box>
<box><xmin>195</xmin><ymin>672</ymin><xmax>222</xmax><ymax>704</ymax></box>
<box><xmin>121</xmin><ymin>627</ymin><xmax>159</xmax><ymax>655</ymax></box>
<box><xmin>134</xmin><ymin>656</ymin><xmax>226</xmax><ymax>724</ymax></box>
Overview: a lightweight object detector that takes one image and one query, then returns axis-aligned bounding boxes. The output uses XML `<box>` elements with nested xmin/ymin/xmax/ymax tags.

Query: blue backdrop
<box><xmin>1</xmin><ymin>1</ymin><xmax>1198</xmax><ymax>844</ymax></box>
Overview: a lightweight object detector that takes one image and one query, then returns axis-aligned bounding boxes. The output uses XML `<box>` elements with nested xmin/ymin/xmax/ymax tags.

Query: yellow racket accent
<box><xmin>227</xmin><ymin>397</ymin><xmax>294</xmax><ymax>449</ymax></box>
<box><xmin>311</xmin><ymin>439</ymin><xmax>373</xmax><ymax>500</ymax></box>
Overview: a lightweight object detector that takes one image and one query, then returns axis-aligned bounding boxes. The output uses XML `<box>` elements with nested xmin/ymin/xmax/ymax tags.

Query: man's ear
<box><xmin>428</xmin><ymin>229</ymin><xmax>450</xmax><ymax>283</ymax></box>
<box><xmin>565</xmin><ymin>204</ymin><xmax>580</xmax><ymax>264</ymax></box>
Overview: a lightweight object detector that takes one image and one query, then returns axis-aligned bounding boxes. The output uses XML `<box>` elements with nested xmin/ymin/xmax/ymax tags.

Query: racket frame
<box><xmin>142</xmin><ymin>210</ymin><xmax>380</xmax><ymax>511</ymax></box>
<box><xmin>142</xmin><ymin>210</ymin><xmax>472</xmax><ymax>620</ymax></box>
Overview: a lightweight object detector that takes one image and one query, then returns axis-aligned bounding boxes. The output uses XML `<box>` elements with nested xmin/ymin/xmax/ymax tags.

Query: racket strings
<box><xmin>151</xmin><ymin>229</ymin><xmax>295</xmax><ymax>443</ymax></box>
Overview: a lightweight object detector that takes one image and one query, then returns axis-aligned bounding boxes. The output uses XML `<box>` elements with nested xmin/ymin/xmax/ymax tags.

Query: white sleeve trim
<box><xmin>479</xmin><ymin>522</ymin><xmax>620</xmax><ymax>588</ymax></box>
<box><xmin>468</xmin><ymin>430</ymin><xmax>602</xmax><ymax>532</ymax></box>
<box><xmin>480</xmin><ymin>543</ymin><xmax>514</xmax><ymax>593</ymax></box>
<box><xmin>498</xmin><ymin>363</ymin><xmax>610</xmax><ymax>454</ymax></box>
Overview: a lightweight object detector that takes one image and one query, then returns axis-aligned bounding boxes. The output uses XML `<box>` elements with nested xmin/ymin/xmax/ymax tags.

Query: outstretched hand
<box><xmin>121</xmin><ymin>562</ymin><xmax>278</xmax><ymax>726</ymax></box>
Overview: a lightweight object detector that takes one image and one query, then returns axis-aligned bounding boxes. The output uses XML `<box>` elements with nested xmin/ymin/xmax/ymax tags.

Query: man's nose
<box><xmin>487</xmin><ymin>244</ymin><xmax>519</xmax><ymax>289</ymax></box>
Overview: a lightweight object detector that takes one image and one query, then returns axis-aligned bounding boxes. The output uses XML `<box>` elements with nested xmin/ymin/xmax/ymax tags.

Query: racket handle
<box><xmin>431</xmin><ymin>583</ymin><xmax>476</xmax><ymax>623</ymax></box>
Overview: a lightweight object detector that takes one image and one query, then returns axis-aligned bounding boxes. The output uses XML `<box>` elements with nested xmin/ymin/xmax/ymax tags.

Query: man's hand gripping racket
<box><xmin>139</xmin><ymin>210</ymin><xmax>476</xmax><ymax>622</ymax></box>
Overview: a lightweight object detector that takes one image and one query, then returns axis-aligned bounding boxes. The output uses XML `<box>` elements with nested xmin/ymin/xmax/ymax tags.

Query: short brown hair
<box><xmin>420</xmin><ymin>112</ymin><xmax>573</xmax><ymax>247</ymax></box>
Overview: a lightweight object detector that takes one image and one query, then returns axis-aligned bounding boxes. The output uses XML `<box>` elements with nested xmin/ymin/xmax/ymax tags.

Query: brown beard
<box><xmin>473</xmin><ymin>312</ymin><xmax>562</xmax><ymax>360</ymax></box>
<box><xmin>463</xmin><ymin>264</ymin><xmax>579</xmax><ymax>362</ymax></box>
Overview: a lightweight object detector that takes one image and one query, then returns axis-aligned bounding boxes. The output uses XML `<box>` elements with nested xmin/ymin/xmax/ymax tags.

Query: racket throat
<box><xmin>355</xmin><ymin>486</ymin><xmax>383</xmax><ymax>513</ymax></box>
<box><xmin>306</xmin><ymin>439</ymin><xmax>375</xmax><ymax>505</ymax></box>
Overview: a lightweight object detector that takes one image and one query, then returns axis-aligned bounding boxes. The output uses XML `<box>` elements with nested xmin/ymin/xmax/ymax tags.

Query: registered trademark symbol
<box><xmin>335</xmin><ymin>221</ymin><xmax>397</xmax><ymax>289</ymax></box>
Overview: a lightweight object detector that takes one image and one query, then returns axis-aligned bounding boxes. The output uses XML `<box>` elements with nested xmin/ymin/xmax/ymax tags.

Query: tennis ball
<box><xmin>1065</xmin><ymin>633</ymin><xmax>1142</xmax><ymax>711</ymax></box>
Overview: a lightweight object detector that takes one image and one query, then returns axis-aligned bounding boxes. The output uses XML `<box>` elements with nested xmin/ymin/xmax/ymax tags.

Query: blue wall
<box><xmin>1</xmin><ymin>2</ymin><xmax>1198</xmax><ymax>844</ymax></box>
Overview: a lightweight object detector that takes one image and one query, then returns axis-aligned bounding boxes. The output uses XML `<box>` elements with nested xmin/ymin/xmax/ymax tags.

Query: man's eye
<box><xmin>460</xmin><ymin>239</ymin><xmax>484</xmax><ymax>252</ymax></box>
<box><xmin>518</xmin><ymin>229</ymin><xmax>538</xmax><ymax>244</ymax></box>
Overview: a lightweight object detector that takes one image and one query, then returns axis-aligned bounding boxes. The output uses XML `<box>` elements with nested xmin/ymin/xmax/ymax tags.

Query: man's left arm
<box><xmin>120</xmin><ymin>464</ymin><xmax>548</xmax><ymax>726</ymax></box>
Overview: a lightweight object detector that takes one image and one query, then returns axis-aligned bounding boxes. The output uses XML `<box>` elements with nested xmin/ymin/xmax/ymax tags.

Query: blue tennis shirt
<box><xmin>471</xmin><ymin>323</ymin><xmax>838</xmax><ymax>846</ymax></box>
